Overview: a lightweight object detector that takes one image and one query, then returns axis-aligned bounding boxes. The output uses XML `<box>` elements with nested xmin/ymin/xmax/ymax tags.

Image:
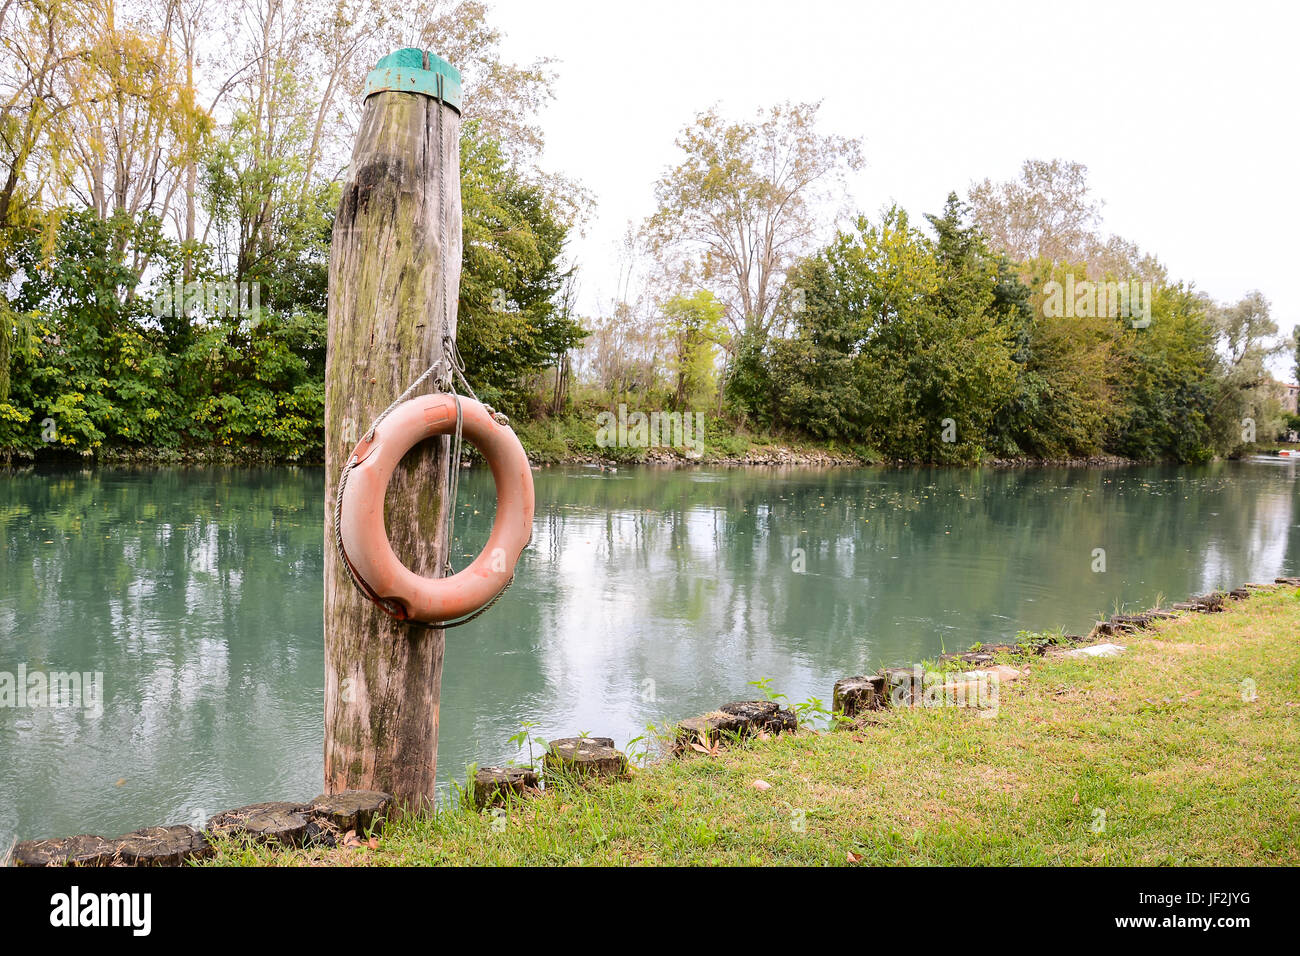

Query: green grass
<box><xmin>206</xmin><ymin>587</ymin><xmax>1300</xmax><ymax>866</ymax></box>
<box><xmin>510</xmin><ymin>405</ymin><xmax>878</xmax><ymax>465</ymax></box>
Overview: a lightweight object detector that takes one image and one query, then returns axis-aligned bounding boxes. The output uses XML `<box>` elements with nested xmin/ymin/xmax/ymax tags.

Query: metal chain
<box><xmin>330</xmin><ymin>77</ymin><xmax>513</xmax><ymax>631</ymax></box>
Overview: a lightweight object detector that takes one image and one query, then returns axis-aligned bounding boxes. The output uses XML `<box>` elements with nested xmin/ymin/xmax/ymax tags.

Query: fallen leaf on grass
<box><xmin>847</xmin><ymin>851</ymin><xmax>863</xmax><ymax>864</ymax></box>
<box><xmin>690</xmin><ymin>732</ymin><xmax>721</xmax><ymax>757</ymax></box>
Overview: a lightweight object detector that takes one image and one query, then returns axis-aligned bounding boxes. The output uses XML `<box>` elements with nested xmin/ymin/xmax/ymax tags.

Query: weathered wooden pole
<box><xmin>324</xmin><ymin>49</ymin><xmax>463</xmax><ymax>812</ymax></box>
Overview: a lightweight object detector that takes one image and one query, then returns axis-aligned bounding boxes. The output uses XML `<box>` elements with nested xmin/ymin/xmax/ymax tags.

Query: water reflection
<box><xmin>0</xmin><ymin>460</ymin><xmax>1296</xmax><ymax>845</ymax></box>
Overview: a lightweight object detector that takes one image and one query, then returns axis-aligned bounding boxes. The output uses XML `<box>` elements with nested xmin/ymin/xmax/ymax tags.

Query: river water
<box><xmin>1</xmin><ymin>459</ymin><xmax>1296</xmax><ymax>845</ymax></box>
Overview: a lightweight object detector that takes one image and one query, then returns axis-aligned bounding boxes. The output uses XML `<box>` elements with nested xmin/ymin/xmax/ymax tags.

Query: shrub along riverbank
<box><xmin>0</xmin><ymin>407</ymin><xmax>1139</xmax><ymax>468</ymax></box>
<box><xmin>205</xmin><ymin>585</ymin><xmax>1300</xmax><ymax>866</ymax></box>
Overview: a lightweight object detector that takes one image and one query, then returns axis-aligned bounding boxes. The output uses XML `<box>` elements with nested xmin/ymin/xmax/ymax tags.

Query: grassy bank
<box><xmin>208</xmin><ymin>585</ymin><xmax>1300</xmax><ymax>866</ymax></box>
<box><xmin>0</xmin><ymin>416</ymin><xmax>876</xmax><ymax>468</ymax></box>
<box><xmin>4</xmin><ymin>402</ymin><xmax>1176</xmax><ymax>467</ymax></box>
<box><xmin>511</xmin><ymin>409</ymin><xmax>877</xmax><ymax>465</ymax></box>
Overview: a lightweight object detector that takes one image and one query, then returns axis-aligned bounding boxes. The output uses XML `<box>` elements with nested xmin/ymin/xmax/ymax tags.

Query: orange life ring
<box><xmin>338</xmin><ymin>393</ymin><xmax>534</xmax><ymax>624</ymax></box>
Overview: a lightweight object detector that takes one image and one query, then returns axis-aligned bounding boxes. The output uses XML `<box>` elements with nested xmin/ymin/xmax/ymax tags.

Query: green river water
<box><xmin>1</xmin><ymin>460</ymin><xmax>1296</xmax><ymax>845</ymax></box>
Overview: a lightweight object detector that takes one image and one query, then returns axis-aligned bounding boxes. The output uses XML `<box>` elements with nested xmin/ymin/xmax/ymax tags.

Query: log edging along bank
<box><xmin>10</xmin><ymin>578</ymin><xmax>1296</xmax><ymax>866</ymax></box>
<box><xmin>9</xmin><ymin>791</ymin><xmax>393</xmax><ymax>868</ymax></box>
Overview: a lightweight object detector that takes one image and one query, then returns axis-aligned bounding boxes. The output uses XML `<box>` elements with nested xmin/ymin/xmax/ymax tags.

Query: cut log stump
<box><xmin>674</xmin><ymin>700</ymin><xmax>797</xmax><ymax>753</ymax></box>
<box><xmin>675</xmin><ymin>712</ymin><xmax>750</xmax><ymax>751</ymax></box>
<box><xmin>12</xmin><ymin>834</ymin><xmax>116</xmax><ymax>868</ymax></box>
<box><xmin>206</xmin><ymin>802</ymin><xmax>310</xmax><ymax>847</ymax></box>
<box><xmin>720</xmin><ymin>700</ymin><xmax>797</xmax><ymax>734</ymax></box>
<box><xmin>544</xmin><ymin>737</ymin><xmax>628</xmax><ymax>780</ymax></box>
<box><xmin>308</xmin><ymin>789</ymin><xmax>393</xmax><ymax>834</ymax></box>
<box><xmin>881</xmin><ymin>666</ymin><xmax>922</xmax><ymax>706</ymax></box>
<box><xmin>473</xmin><ymin>767</ymin><xmax>539</xmax><ymax>810</ymax></box>
<box><xmin>112</xmin><ymin>825</ymin><xmax>212</xmax><ymax>867</ymax></box>
<box><xmin>1108</xmin><ymin>613</ymin><xmax>1161</xmax><ymax>630</ymax></box>
<box><xmin>833</xmin><ymin>675</ymin><xmax>887</xmax><ymax>717</ymax></box>
<box><xmin>1192</xmin><ymin>592</ymin><xmax>1227</xmax><ymax>611</ymax></box>
<box><xmin>12</xmin><ymin>791</ymin><xmax>396</xmax><ymax>866</ymax></box>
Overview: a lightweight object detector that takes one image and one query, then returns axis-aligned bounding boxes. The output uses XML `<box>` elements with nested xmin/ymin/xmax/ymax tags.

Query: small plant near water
<box><xmin>746</xmin><ymin>677</ymin><xmax>788</xmax><ymax>705</ymax></box>
<box><xmin>624</xmin><ymin>733</ymin><xmax>650</xmax><ymax>767</ymax></box>
<box><xmin>795</xmin><ymin>696</ymin><xmax>851</xmax><ymax>732</ymax></box>
<box><xmin>748</xmin><ymin>679</ymin><xmax>850</xmax><ymax>731</ymax></box>
<box><xmin>919</xmin><ymin>656</ymin><xmax>965</xmax><ymax>675</ymax></box>
<box><xmin>1015</xmin><ymin>628</ymin><xmax>1064</xmax><ymax>655</ymax></box>
<box><xmin>450</xmin><ymin>763</ymin><xmax>481</xmax><ymax>811</ymax></box>
<box><xmin>506</xmin><ymin>720</ymin><xmax>547</xmax><ymax>768</ymax></box>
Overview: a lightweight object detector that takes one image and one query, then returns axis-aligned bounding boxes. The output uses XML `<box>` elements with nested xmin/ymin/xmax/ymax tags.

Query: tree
<box><xmin>645</xmin><ymin>102</ymin><xmax>862</xmax><ymax>343</ymax></box>
<box><xmin>5</xmin><ymin>209</ymin><xmax>182</xmax><ymax>450</ymax></box>
<box><xmin>0</xmin><ymin>0</ymin><xmax>588</xmax><ymax>461</ymax></box>
<box><xmin>455</xmin><ymin>121</ymin><xmax>585</xmax><ymax>413</ymax></box>
<box><xmin>579</xmin><ymin>228</ymin><xmax>666</xmax><ymax>407</ymax></box>
<box><xmin>1293</xmin><ymin>324</ymin><xmax>1300</xmax><ymax>386</ymax></box>
<box><xmin>767</xmin><ymin>204</ymin><xmax>1018</xmax><ymax>462</ymax></box>
<box><xmin>1206</xmin><ymin>290</ymin><xmax>1283</xmax><ymax>453</ymax></box>
<box><xmin>969</xmin><ymin>158</ymin><xmax>1165</xmax><ymax>282</ymax></box>
<box><xmin>1002</xmin><ymin>260</ymin><xmax>1123</xmax><ymax>458</ymax></box>
<box><xmin>1108</xmin><ymin>284</ymin><xmax>1221</xmax><ymax>462</ymax></box>
<box><xmin>0</xmin><ymin>0</ymin><xmax>99</xmax><ymax>238</ymax></box>
<box><xmin>661</xmin><ymin>290</ymin><xmax>725</xmax><ymax>409</ymax></box>
<box><xmin>55</xmin><ymin>3</ymin><xmax>210</xmax><ymax>229</ymax></box>
<box><xmin>1214</xmin><ymin>290</ymin><xmax>1280</xmax><ymax>385</ymax></box>
<box><xmin>969</xmin><ymin>159</ymin><xmax>1101</xmax><ymax>264</ymax></box>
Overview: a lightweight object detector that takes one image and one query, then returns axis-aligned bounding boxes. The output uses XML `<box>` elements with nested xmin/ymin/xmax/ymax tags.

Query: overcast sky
<box><xmin>489</xmin><ymin>0</ymin><xmax>1298</xmax><ymax>373</ymax></box>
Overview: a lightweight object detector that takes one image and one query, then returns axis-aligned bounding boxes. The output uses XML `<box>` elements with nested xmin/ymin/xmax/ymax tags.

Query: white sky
<box><xmin>489</xmin><ymin>0</ymin><xmax>1299</xmax><ymax>374</ymax></box>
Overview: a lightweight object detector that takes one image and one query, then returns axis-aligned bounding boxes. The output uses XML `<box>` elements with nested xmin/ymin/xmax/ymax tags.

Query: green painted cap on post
<box><xmin>364</xmin><ymin>48</ymin><xmax>462</xmax><ymax>112</ymax></box>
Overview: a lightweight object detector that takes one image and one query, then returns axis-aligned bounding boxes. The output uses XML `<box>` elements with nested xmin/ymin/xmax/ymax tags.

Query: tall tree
<box><xmin>1206</xmin><ymin>290</ymin><xmax>1283</xmax><ymax>451</ymax></box>
<box><xmin>645</xmin><ymin>102</ymin><xmax>862</xmax><ymax>343</ymax></box>
<box><xmin>968</xmin><ymin>158</ymin><xmax>1101</xmax><ymax>265</ymax></box>
<box><xmin>969</xmin><ymin>158</ymin><xmax>1165</xmax><ymax>282</ymax></box>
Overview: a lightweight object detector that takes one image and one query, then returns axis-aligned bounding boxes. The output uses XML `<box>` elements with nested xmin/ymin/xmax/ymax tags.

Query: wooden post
<box><xmin>323</xmin><ymin>50</ymin><xmax>463</xmax><ymax>813</ymax></box>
